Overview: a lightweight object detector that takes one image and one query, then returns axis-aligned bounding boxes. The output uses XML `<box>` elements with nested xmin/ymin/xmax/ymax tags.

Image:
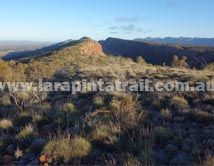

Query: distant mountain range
<box><xmin>135</xmin><ymin>37</ymin><xmax>214</xmax><ymax>46</ymax></box>
<box><xmin>0</xmin><ymin>41</ymin><xmax>53</xmax><ymax>57</ymax></box>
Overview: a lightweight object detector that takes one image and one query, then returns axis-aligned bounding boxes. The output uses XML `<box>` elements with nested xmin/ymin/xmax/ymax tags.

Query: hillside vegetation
<box><xmin>0</xmin><ymin>38</ymin><xmax>214</xmax><ymax>165</ymax></box>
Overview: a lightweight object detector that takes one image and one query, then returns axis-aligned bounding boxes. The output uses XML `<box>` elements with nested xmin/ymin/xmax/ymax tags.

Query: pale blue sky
<box><xmin>0</xmin><ymin>0</ymin><xmax>213</xmax><ymax>41</ymax></box>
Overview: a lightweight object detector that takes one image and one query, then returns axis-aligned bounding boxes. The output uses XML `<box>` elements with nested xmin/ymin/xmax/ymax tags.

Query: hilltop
<box><xmin>2</xmin><ymin>37</ymin><xmax>104</xmax><ymax>61</ymax></box>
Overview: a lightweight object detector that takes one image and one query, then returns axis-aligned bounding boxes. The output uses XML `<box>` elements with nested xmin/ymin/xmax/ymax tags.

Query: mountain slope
<box><xmin>101</xmin><ymin>37</ymin><xmax>214</xmax><ymax>68</ymax></box>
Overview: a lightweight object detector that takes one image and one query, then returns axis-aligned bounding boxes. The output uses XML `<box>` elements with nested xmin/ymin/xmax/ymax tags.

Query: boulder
<box><xmin>6</xmin><ymin>144</ymin><xmax>15</xmax><ymax>155</ymax></box>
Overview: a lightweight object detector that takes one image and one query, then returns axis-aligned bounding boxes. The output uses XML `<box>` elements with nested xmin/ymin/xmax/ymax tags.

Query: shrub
<box><xmin>170</xmin><ymin>96</ymin><xmax>189</xmax><ymax>110</ymax></box>
<box><xmin>17</xmin><ymin>125</ymin><xmax>34</xmax><ymax>139</ymax></box>
<box><xmin>90</xmin><ymin>124</ymin><xmax>118</xmax><ymax>145</ymax></box>
<box><xmin>0</xmin><ymin>119</ymin><xmax>13</xmax><ymax>130</ymax></box>
<box><xmin>71</xmin><ymin>137</ymin><xmax>92</xmax><ymax>159</ymax></box>
<box><xmin>43</xmin><ymin>139</ymin><xmax>71</xmax><ymax>162</ymax></box>
<box><xmin>93</xmin><ymin>96</ymin><xmax>104</xmax><ymax>107</ymax></box>
<box><xmin>202</xmin><ymin>151</ymin><xmax>214</xmax><ymax>166</ymax></box>
<box><xmin>171</xmin><ymin>55</ymin><xmax>189</xmax><ymax>68</ymax></box>
<box><xmin>203</xmin><ymin>156</ymin><xmax>214</xmax><ymax>166</ymax></box>
<box><xmin>136</xmin><ymin>56</ymin><xmax>146</xmax><ymax>64</ymax></box>
<box><xmin>90</xmin><ymin>124</ymin><xmax>109</xmax><ymax>141</ymax></box>
<box><xmin>109</xmin><ymin>94</ymin><xmax>137</xmax><ymax>129</ymax></box>
<box><xmin>172</xmin><ymin>96</ymin><xmax>188</xmax><ymax>105</ymax></box>
<box><xmin>43</xmin><ymin>137</ymin><xmax>91</xmax><ymax>162</ymax></box>
<box><xmin>0</xmin><ymin>59</ymin><xmax>13</xmax><ymax>81</ymax></box>
<box><xmin>32</xmin><ymin>113</ymin><xmax>49</xmax><ymax>128</ymax></box>
<box><xmin>16</xmin><ymin>125</ymin><xmax>35</xmax><ymax>147</ymax></box>
<box><xmin>206</xmin><ymin>63</ymin><xmax>214</xmax><ymax>71</ymax></box>
<box><xmin>53</xmin><ymin>103</ymin><xmax>77</xmax><ymax>129</ymax></box>
<box><xmin>0</xmin><ymin>95</ymin><xmax>11</xmax><ymax>106</ymax></box>
<box><xmin>160</xmin><ymin>109</ymin><xmax>172</xmax><ymax>120</ymax></box>
<box><xmin>63</xmin><ymin>103</ymin><xmax>76</xmax><ymax>113</ymax></box>
<box><xmin>122</xmin><ymin>155</ymin><xmax>141</xmax><ymax>166</ymax></box>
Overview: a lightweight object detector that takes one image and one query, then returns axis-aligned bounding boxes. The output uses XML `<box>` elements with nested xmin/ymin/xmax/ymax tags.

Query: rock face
<box><xmin>79</xmin><ymin>38</ymin><xmax>104</xmax><ymax>56</ymax></box>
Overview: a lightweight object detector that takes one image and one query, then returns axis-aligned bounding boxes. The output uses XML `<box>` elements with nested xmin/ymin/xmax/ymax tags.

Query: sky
<box><xmin>0</xmin><ymin>0</ymin><xmax>214</xmax><ymax>41</ymax></box>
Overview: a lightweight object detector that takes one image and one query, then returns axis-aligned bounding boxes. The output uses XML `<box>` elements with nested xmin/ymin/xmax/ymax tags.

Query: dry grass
<box><xmin>0</xmin><ymin>119</ymin><xmax>13</xmax><ymax>130</ymax></box>
<box><xmin>43</xmin><ymin>137</ymin><xmax>91</xmax><ymax>162</ymax></box>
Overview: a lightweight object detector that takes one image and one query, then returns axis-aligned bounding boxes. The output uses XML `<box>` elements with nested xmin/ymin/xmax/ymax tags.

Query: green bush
<box><xmin>43</xmin><ymin>137</ymin><xmax>91</xmax><ymax>162</ymax></box>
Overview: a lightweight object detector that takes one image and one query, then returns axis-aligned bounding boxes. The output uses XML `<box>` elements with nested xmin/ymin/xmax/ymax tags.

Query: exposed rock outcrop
<box><xmin>79</xmin><ymin>37</ymin><xmax>104</xmax><ymax>56</ymax></box>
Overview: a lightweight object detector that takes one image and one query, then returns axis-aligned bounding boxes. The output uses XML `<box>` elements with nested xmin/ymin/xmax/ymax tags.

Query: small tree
<box><xmin>171</xmin><ymin>55</ymin><xmax>189</xmax><ymax>68</ymax></box>
<box><xmin>206</xmin><ymin>63</ymin><xmax>214</xmax><ymax>71</ymax></box>
<box><xmin>180</xmin><ymin>56</ymin><xmax>189</xmax><ymax>68</ymax></box>
<box><xmin>171</xmin><ymin>55</ymin><xmax>179</xmax><ymax>67</ymax></box>
<box><xmin>136</xmin><ymin>56</ymin><xmax>146</xmax><ymax>64</ymax></box>
<box><xmin>0</xmin><ymin>60</ymin><xmax>13</xmax><ymax>81</ymax></box>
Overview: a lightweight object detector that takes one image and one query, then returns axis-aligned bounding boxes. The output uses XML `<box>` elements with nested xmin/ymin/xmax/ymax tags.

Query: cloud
<box><xmin>115</xmin><ymin>16</ymin><xmax>139</xmax><ymax>23</ymax></box>
<box><xmin>108</xmin><ymin>16</ymin><xmax>152</xmax><ymax>34</ymax></box>
<box><xmin>109</xmin><ymin>31</ymin><xmax>119</xmax><ymax>34</ymax></box>
<box><xmin>109</xmin><ymin>24</ymin><xmax>142</xmax><ymax>34</ymax></box>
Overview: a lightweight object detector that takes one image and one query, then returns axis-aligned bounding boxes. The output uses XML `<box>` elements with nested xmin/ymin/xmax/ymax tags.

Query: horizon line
<box><xmin>1</xmin><ymin>36</ymin><xmax>214</xmax><ymax>43</ymax></box>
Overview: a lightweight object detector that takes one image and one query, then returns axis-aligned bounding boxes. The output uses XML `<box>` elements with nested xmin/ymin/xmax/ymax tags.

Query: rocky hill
<box><xmin>77</xmin><ymin>37</ymin><xmax>104</xmax><ymax>56</ymax></box>
<box><xmin>100</xmin><ymin>37</ymin><xmax>214</xmax><ymax>68</ymax></box>
<box><xmin>2</xmin><ymin>37</ymin><xmax>104</xmax><ymax>61</ymax></box>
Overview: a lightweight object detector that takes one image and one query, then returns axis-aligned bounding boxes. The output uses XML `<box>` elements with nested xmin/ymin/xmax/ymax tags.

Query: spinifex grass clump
<box><xmin>43</xmin><ymin>137</ymin><xmax>91</xmax><ymax>162</ymax></box>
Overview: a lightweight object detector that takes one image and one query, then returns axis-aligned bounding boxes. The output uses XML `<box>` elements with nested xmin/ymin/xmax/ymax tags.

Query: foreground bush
<box><xmin>203</xmin><ymin>155</ymin><xmax>214</xmax><ymax>166</ymax></box>
<box><xmin>43</xmin><ymin>137</ymin><xmax>91</xmax><ymax>162</ymax></box>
